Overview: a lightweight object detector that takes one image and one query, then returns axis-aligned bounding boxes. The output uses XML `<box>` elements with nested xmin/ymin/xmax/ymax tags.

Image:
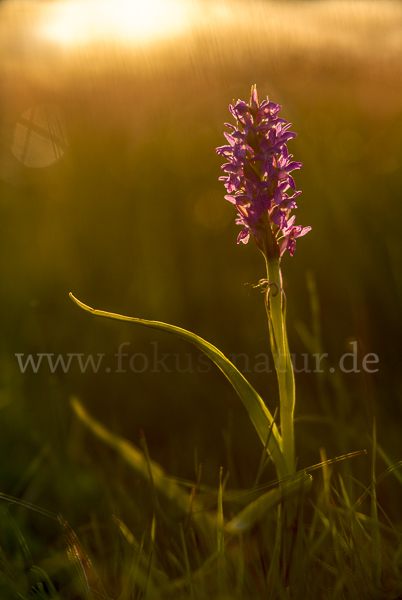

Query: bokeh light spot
<box><xmin>12</xmin><ymin>104</ymin><xmax>68</xmax><ymax>168</ymax></box>
<box><xmin>193</xmin><ymin>191</ymin><xmax>233</xmax><ymax>231</ymax></box>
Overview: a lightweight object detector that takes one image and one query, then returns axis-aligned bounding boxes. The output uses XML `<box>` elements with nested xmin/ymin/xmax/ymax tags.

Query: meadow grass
<box><xmin>0</xmin><ymin>396</ymin><xmax>401</xmax><ymax>599</ymax></box>
<box><xmin>0</xmin><ymin>276</ymin><xmax>401</xmax><ymax>599</ymax></box>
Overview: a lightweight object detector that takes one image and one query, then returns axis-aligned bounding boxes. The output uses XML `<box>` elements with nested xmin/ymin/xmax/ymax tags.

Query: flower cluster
<box><xmin>216</xmin><ymin>85</ymin><xmax>310</xmax><ymax>258</ymax></box>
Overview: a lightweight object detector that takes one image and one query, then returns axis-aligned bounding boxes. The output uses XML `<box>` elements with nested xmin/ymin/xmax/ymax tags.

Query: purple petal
<box><xmin>237</xmin><ymin>229</ymin><xmax>250</xmax><ymax>244</ymax></box>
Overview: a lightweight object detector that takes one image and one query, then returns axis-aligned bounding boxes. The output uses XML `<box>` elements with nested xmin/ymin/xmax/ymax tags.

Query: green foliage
<box><xmin>68</xmin><ymin>294</ymin><xmax>287</xmax><ymax>479</ymax></box>
<box><xmin>0</xmin><ymin>413</ymin><xmax>401</xmax><ymax>599</ymax></box>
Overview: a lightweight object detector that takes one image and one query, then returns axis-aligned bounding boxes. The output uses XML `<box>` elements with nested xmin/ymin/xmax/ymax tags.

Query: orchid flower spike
<box><xmin>216</xmin><ymin>85</ymin><xmax>311</xmax><ymax>259</ymax></box>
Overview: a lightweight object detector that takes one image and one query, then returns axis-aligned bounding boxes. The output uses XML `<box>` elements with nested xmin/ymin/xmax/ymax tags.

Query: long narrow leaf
<box><xmin>70</xmin><ymin>396</ymin><xmax>216</xmax><ymax>545</ymax></box>
<box><xmin>225</xmin><ymin>473</ymin><xmax>312</xmax><ymax>536</ymax></box>
<box><xmin>69</xmin><ymin>293</ymin><xmax>287</xmax><ymax>479</ymax></box>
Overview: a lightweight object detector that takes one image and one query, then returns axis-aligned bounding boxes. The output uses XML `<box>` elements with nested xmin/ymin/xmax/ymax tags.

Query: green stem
<box><xmin>265</xmin><ymin>257</ymin><xmax>296</xmax><ymax>476</ymax></box>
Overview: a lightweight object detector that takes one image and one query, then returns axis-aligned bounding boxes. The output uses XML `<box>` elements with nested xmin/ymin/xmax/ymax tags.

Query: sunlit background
<box><xmin>0</xmin><ymin>0</ymin><xmax>401</xmax><ymax>556</ymax></box>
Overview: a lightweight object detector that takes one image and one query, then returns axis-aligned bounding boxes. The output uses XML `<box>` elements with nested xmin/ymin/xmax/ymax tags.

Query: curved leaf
<box><xmin>69</xmin><ymin>293</ymin><xmax>287</xmax><ymax>479</ymax></box>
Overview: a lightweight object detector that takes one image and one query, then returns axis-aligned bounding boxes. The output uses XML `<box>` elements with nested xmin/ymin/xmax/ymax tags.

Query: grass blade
<box><xmin>371</xmin><ymin>418</ymin><xmax>382</xmax><ymax>587</ymax></box>
<box><xmin>225</xmin><ymin>472</ymin><xmax>312</xmax><ymax>536</ymax></box>
<box><xmin>70</xmin><ymin>396</ymin><xmax>216</xmax><ymax>545</ymax></box>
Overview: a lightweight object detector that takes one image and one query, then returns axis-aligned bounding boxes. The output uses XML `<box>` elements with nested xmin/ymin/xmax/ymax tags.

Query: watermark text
<box><xmin>15</xmin><ymin>341</ymin><xmax>379</xmax><ymax>375</ymax></box>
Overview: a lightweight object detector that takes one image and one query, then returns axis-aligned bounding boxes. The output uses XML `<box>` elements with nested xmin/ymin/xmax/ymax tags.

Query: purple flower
<box><xmin>216</xmin><ymin>85</ymin><xmax>310</xmax><ymax>258</ymax></box>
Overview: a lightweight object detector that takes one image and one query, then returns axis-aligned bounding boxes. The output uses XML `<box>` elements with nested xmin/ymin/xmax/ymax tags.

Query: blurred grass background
<box><xmin>0</xmin><ymin>0</ymin><xmax>401</xmax><ymax>548</ymax></box>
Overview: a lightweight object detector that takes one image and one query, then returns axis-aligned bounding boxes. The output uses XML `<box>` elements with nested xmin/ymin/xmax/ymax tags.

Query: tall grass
<box><xmin>0</xmin><ymin>395</ymin><xmax>401</xmax><ymax>598</ymax></box>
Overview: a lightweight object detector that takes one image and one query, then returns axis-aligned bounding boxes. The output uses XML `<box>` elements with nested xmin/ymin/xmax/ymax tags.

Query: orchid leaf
<box><xmin>69</xmin><ymin>293</ymin><xmax>287</xmax><ymax>479</ymax></box>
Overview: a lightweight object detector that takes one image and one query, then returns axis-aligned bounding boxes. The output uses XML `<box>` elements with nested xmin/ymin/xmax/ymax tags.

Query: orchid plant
<box><xmin>216</xmin><ymin>85</ymin><xmax>311</xmax><ymax>477</ymax></box>
<box><xmin>70</xmin><ymin>85</ymin><xmax>312</xmax><ymax>535</ymax></box>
